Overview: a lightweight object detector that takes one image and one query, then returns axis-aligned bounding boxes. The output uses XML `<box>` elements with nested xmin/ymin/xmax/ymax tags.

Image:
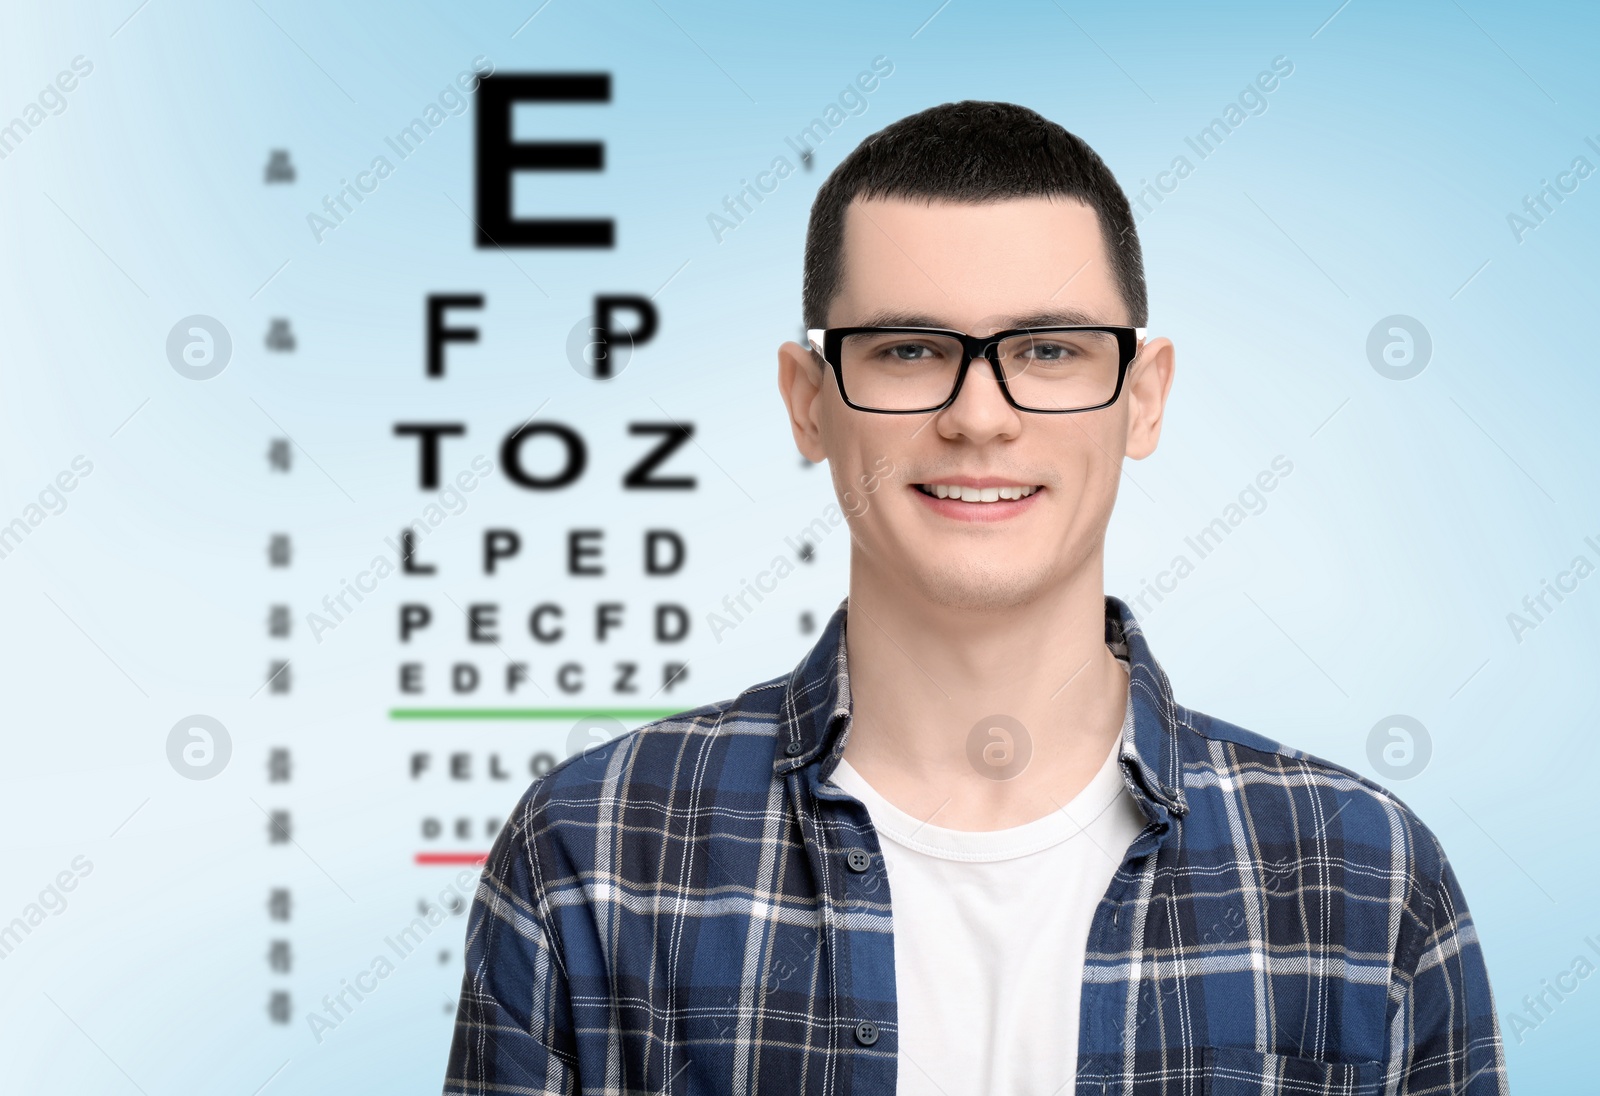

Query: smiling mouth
<box><xmin>914</xmin><ymin>483</ymin><xmax>1042</xmax><ymax>502</ymax></box>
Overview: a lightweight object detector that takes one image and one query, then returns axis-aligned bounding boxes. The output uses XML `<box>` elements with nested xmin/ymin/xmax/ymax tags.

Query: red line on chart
<box><xmin>415</xmin><ymin>852</ymin><xmax>489</xmax><ymax>866</ymax></box>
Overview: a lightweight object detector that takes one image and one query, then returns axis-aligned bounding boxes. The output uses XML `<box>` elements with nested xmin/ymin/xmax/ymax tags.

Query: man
<box><xmin>445</xmin><ymin>101</ymin><xmax>1506</xmax><ymax>1095</ymax></box>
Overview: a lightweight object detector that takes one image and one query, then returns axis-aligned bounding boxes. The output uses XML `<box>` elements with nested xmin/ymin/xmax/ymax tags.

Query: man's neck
<box><xmin>838</xmin><ymin>557</ymin><xmax>1128</xmax><ymax>832</ymax></box>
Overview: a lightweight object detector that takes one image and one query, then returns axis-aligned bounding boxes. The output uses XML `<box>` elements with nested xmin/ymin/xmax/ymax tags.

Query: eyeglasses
<box><xmin>806</xmin><ymin>325</ymin><xmax>1146</xmax><ymax>414</ymax></box>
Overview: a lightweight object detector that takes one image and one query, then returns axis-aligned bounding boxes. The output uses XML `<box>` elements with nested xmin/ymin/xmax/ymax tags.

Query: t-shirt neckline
<box><xmin>828</xmin><ymin>657</ymin><xmax>1132</xmax><ymax>863</ymax></box>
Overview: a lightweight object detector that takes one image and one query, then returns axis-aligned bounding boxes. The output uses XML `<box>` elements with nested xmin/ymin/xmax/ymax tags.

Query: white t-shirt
<box><xmin>827</xmin><ymin>659</ymin><xmax>1145</xmax><ymax>1096</ymax></box>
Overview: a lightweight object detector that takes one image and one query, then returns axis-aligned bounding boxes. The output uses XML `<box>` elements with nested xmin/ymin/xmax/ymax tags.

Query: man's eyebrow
<box><xmin>848</xmin><ymin>307</ymin><xmax>1115</xmax><ymax>329</ymax></box>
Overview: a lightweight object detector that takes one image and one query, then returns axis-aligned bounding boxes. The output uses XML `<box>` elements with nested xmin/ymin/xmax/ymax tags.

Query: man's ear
<box><xmin>778</xmin><ymin>340</ymin><xmax>830</xmax><ymax>463</ymax></box>
<box><xmin>1124</xmin><ymin>337</ymin><xmax>1175</xmax><ymax>461</ymax></box>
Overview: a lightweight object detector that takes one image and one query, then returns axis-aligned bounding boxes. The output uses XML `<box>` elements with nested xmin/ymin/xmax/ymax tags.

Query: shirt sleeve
<box><xmin>443</xmin><ymin>807</ymin><xmax>580</xmax><ymax>1096</ymax></box>
<box><xmin>1393</xmin><ymin>847</ymin><xmax>1508</xmax><ymax>1095</ymax></box>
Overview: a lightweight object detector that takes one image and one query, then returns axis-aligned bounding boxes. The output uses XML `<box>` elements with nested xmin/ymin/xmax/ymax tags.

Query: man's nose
<box><xmin>935</xmin><ymin>354</ymin><xmax>1022</xmax><ymax>440</ymax></box>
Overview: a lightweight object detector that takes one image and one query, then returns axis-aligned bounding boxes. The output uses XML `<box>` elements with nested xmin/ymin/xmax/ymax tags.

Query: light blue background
<box><xmin>0</xmin><ymin>0</ymin><xmax>1593</xmax><ymax>1091</ymax></box>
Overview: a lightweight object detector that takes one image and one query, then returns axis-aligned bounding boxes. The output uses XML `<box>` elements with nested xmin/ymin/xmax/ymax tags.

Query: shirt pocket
<box><xmin>1204</xmin><ymin>1046</ymin><xmax>1384</xmax><ymax>1096</ymax></box>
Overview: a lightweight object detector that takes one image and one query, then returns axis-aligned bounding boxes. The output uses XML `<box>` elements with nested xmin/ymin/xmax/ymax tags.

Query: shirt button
<box><xmin>846</xmin><ymin>848</ymin><xmax>871</xmax><ymax>872</ymax></box>
<box><xmin>854</xmin><ymin>1020</ymin><xmax>879</xmax><ymax>1046</ymax></box>
<box><xmin>785</xmin><ymin>740</ymin><xmax>803</xmax><ymax>756</ymax></box>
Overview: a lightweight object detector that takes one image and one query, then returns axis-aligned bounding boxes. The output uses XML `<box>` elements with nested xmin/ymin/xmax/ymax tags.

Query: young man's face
<box><xmin>778</xmin><ymin>195</ymin><xmax>1175</xmax><ymax>612</ymax></box>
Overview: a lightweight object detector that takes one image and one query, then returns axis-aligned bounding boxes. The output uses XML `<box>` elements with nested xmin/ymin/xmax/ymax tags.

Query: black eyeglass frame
<box><xmin>805</xmin><ymin>324</ymin><xmax>1148</xmax><ymax>415</ymax></box>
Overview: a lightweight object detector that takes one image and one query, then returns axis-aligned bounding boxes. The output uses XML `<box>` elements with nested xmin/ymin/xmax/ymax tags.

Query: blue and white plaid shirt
<box><xmin>445</xmin><ymin>596</ymin><xmax>1507</xmax><ymax>1095</ymax></box>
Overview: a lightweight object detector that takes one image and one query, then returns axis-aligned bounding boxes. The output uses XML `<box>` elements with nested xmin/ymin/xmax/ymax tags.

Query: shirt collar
<box><xmin>774</xmin><ymin>594</ymin><xmax>1188</xmax><ymax>818</ymax></box>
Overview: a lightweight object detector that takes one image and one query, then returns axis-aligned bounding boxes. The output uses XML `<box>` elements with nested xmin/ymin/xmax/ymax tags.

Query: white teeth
<box><xmin>919</xmin><ymin>484</ymin><xmax>1039</xmax><ymax>502</ymax></box>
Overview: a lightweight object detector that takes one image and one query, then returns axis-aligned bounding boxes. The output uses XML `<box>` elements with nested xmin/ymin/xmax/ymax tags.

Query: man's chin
<box><xmin>892</xmin><ymin>559</ymin><xmax>1056</xmax><ymax>614</ymax></box>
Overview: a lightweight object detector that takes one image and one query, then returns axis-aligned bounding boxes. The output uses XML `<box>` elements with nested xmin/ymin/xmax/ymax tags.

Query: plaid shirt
<box><xmin>445</xmin><ymin>596</ymin><xmax>1507</xmax><ymax>1095</ymax></box>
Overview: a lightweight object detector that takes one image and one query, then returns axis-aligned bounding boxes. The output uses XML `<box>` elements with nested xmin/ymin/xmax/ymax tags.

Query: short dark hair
<box><xmin>802</xmin><ymin>100</ymin><xmax>1147</xmax><ymax>329</ymax></box>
